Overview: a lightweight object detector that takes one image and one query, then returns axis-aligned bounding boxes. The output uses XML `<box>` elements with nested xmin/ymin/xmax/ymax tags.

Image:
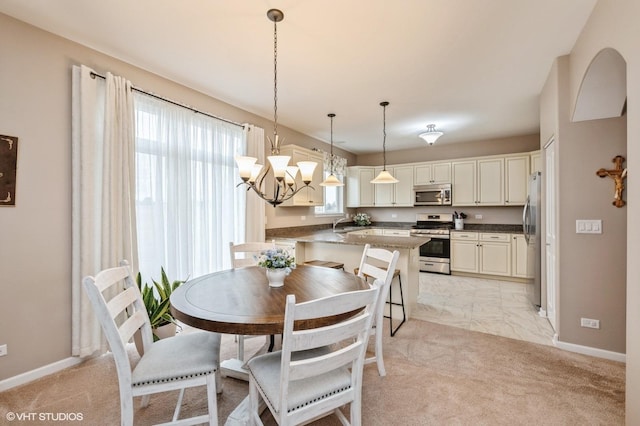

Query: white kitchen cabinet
<box><xmin>279</xmin><ymin>145</ymin><xmax>324</xmax><ymax>206</ymax></box>
<box><xmin>450</xmin><ymin>232</ymin><xmax>479</xmax><ymax>273</ymax></box>
<box><xmin>511</xmin><ymin>234</ymin><xmax>531</xmax><ymax>278</ymax></box>
<box><xmin>373</xmin><ymin>165</ymin><xmax>414</xmax><ymax>206</ymax></box>
<box><xmin>451</xmin><ymin>160</ymin><xmax>477</xmax><ymax>206</ymax></box>
<box><xmin>414</xmin><ymin>161</ymin><xmax>451</xmax><ymax>185</ymax></box>
<box><xmin>451</xmin><ymin>231</ymin><xmax>511</xmax><ymax>276</ymax></box>
<box><xmin>452</xmin><ymin>157</ymin><xmax>504</xmax><ymax>206</ymax></box>
<box><xmin>530</xmin><ymin>150</ymin><xmax>542</xmax><ymax>174</ymax></box>
<box><xmin>477</xmin><ymin>158</ymin><xmax>504</xmax><ymax>205</ymax></box>
<box><xmin>478</xmin><ymin>233</ymin><xmax>511</xmax><ymax>276</ymax></box>
<box><xmin>382</xmin><ymin>229</ymin><xmax>411</xmax><ymax>237</ymax></box>
<box><xmin>346</xmin><ymin>166</ymin><xmax>375</xmax><ymax>208</ymax></box>
<box><xmin>504</xmin><ymin>155</ymin><xmax>530</xmax><ymax>205</ymax></box>
<box><xmin>348</xmin><ymin>228</ymin><xmax>383</xmax><ymax>236</ymax></box>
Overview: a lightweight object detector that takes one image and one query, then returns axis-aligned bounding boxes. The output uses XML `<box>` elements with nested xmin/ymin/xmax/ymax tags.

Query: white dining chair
<box><xmin>355</xmin><ymin>243</ymin><xmax>400</xmax><ymax>377</ymax></box>
<box><xmin>247</xmin><ymin>282</ymin><xmax>380</xmax><ymax>426</ymax></box>
<box><xmin>229</xmin><ymin>241</ymin><xmax>277</xmax><ymax>362</ymax></box>
<box><xmin>83</xmin><ymin>260</ymin><xmax>221</xmax><ymax>426</ymax></box>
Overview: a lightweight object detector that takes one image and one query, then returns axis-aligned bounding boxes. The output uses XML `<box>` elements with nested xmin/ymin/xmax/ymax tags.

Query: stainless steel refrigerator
<box><xmin>523</xmin><ymin>172</ymin><xmax>542</xmax><ymax>308</ymax></box>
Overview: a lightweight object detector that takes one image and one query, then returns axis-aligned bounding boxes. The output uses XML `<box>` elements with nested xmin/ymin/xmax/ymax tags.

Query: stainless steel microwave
<box><xmin>413</xmin><ymin>184</ymin><xmax>452</xmax><ymax>206</ymax></box>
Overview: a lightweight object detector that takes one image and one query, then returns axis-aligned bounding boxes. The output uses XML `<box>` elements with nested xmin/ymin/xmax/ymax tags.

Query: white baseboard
<box><xmin>0</xmin><ymin>356</ymin><xmax>84</xmax><ymax>392</ymax></box>
<box><xmin>553</xmin><ymin>336</ymin><xmax>626</xmax><ymax>363</ymax></box>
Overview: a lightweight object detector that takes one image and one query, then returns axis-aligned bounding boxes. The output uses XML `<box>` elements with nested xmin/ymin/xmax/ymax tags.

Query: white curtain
<box><xmin>71</xmin><ymin>65</ymin><xmax>138</xmax><ymax>357</ymax></box>
<box><xmin>244</xmin><ymin>124</ymin><xmax>266</xmax><ymax>242</ymax></box>
<box><xmin>134</xmin><ymin>93</ymin><xmax>246</xmax><ymax>279</ymax></box>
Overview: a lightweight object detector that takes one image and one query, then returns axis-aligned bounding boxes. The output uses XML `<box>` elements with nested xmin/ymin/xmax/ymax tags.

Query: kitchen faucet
<box><xmin>333</xmin><ymin>216</ymin><xmax>350</xmax><ymax>232</ymax></box>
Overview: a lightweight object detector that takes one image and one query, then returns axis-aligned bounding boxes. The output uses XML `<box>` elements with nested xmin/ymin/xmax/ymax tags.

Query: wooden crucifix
<box><xmin>596</xmin><ymin>155</ymin><xmax>627</xmax><ymax>208</ymax></box>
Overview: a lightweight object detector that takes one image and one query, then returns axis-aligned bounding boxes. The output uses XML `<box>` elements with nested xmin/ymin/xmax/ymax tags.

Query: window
<box><xmin>315</xmin><ymin>171</ymin><xmax>344</xmax><ymax>215</ymax></box>
<box><xmin>134</xmin><ymin>93</ymin><xmax>246</xmax><ymax>280</ymax></box>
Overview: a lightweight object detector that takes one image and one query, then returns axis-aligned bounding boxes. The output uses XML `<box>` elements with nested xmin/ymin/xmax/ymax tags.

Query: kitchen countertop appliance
<box><xmin>410</xmin><ymin>213</ymin><xmax>453</xmax><ymax>274</ymax></box>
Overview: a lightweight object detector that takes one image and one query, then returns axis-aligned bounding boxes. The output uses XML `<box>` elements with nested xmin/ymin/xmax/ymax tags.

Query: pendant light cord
<box><xmin>381</xmin><ymin>101</ymin><xmax>389</xmax><ymax>170</ymax></box>
<box><xmin>329</xmin><ymin>113</ymin><xmax>335</xmax><ymax>174</ymax></box>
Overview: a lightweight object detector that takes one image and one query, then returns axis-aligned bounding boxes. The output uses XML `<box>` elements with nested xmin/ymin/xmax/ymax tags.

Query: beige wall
<box><xmin>0</xmin><ymin>13</ymin><xmax>346</xmax><ymax>380</ymax></box>
<box><xmin>554</xmin><ymin>56</ymin><xmax>627</xmax><ymax>353</ymax></box>
<box><xmin>567</xmin><ymin>0</ymin><xmax>639</xmax><ymax>422</ymax></box>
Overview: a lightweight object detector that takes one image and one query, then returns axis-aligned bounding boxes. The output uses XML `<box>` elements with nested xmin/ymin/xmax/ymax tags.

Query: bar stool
<box><xmin>353</xmin><ymin>266</ymin><xmax>406</xmax><ymax>336</ymax></box>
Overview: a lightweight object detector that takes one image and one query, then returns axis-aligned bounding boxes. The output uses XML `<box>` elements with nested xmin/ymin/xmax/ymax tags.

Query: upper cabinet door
<box><xmin>393</xmin><ymin>165</ymin><xmax>415</xmax><ymax>206</ymax></box>
<box><xmin>414</xmin><ymin>161</ymin><xmax>451</xmax><ymax>185</ymax></box>
<box><xmin>452</xmin><ymin>160</ymin><xmax>476</xmax><ymax>206</ymax></box>
<box><xmin>530</xmin><ymin>150</ymin><xmax>542</xmax><ymax>174</ymax></box>
<box><xmin>477</xmin><ymin>158</ymin><xmax>504</xmax><ymax>205</ymax></box>
<box><xmin>504</xmin><ymin>155</ymin><xmax>529</xmax><ymax>205</ymax></box>
<box><xmin>431</xmin><ymin>162</ymin><xmax>452</xmax><ymax>184</ymax></box>
<box><xmin>346</xmin><ymin>166</ymin><xmax>376</xmax><ymax>208</ymax></box>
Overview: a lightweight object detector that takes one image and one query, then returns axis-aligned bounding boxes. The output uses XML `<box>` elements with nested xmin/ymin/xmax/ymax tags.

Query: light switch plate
<box><xmin>576</xmin><ymin>220</ymin><xmax>602</xmax><ymax>234</ymax></box>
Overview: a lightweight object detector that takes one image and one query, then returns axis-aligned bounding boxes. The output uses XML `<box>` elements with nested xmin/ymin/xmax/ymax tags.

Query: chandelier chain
<box><xmin>273</xmin><ymin>17</ymin><xmax>278</xmax><ymax>147</ymax></box>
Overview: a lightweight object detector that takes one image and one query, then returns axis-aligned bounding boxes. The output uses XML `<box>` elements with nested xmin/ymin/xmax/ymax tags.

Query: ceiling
<box><xmin>0</xmin><ymin>0</ymin><xmax>597</xmax><ymax>154</ymax></box>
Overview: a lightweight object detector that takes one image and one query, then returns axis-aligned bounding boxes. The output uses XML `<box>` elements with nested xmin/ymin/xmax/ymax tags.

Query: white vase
<box><xmin>266</xmin><ymin>268</ymin><xmax>286</xmax><ymax>287</ymax></box>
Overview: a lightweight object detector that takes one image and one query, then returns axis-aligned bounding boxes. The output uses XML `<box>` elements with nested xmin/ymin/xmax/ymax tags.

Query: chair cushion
<box><xmin>132</xmin><ymin>330</ymin><xmax>221</xmax><ymax>387</ymax></box>
<box><xmin>247</xmin><ymin>347</ymin><xmax>352</xmax><ymax>414</ymax></box>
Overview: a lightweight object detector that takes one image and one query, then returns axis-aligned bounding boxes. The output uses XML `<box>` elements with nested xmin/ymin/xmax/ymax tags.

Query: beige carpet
<box><xmin>0</xmin><ymin>319</ymin><xmax>625</xmax><ymax>425</ymax></box>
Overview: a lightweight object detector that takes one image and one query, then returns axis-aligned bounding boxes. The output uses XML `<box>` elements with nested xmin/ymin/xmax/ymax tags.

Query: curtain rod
<box><xmin>89</xmin><ymin>71</ymin><xmax>244</xmax><ymax>128</ymax></box>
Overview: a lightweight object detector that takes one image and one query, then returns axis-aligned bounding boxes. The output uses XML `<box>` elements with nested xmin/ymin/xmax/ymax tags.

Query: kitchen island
<box><xmin>269</xmin><ymin>228</ymin><xmax>430</xmax><ymax>321</ymax></box>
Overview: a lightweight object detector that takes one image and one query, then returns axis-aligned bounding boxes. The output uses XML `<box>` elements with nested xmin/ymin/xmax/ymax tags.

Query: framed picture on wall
<box><xmin>0</xmin><ymin>134</ymin><xmax>18</xmax><ymax>206</ymax></box>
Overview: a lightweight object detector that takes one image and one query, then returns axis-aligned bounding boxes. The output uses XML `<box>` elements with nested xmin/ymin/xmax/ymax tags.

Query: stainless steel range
<box><xmin>410</xmin><ymin>213</ymin><xmax>453</xmax><ymax>274</ymax></box>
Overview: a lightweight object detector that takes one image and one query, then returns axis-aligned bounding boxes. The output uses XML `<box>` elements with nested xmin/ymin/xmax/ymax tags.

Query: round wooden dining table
<box><xmin>170</xmin><ymin>264</ymin><xmax>369</xmax><ymax>336</ymax></box>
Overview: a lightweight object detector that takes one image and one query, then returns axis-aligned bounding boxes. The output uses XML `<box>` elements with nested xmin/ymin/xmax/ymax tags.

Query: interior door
<box><xmin>544</xmin><ymin>138</ymin><xmax>557</xmax><ymax>331</ymax></box>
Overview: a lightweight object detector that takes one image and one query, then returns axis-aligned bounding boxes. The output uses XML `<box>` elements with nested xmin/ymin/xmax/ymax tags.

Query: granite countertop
<box><xmin>453</xmin><ymin>224</ymin><xmax>523</xmax><ymax>234</ymax></box>
<box><xmin>271</xmin><ymin>229</ymin><xmax>429</xmax><ymax>250</ymax></box>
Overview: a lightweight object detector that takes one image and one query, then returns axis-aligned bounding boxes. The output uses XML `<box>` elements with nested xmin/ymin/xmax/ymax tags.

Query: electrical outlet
<box><xmin>300</xmin><ymin>216</ymin><xmax>306</xmax><ymax>221</ymax></box>
<box><xmin>391</xmin><ymin>213</ymin><xmax>397</xmax><ymax>218</ymax></box>
<box><xmin>475</xmin><ymin>214</ymin><xmax>483</xmax><ymax>219</ymax></box>
<box><xmin>0</xmin><ymin>344</ymin><xmax>7</xmax><ymax>357</ymax></box>
<box><xmin>580</xmin><ymin>318</ymin><xmax>600</xmax><ymax>329</ymax></box>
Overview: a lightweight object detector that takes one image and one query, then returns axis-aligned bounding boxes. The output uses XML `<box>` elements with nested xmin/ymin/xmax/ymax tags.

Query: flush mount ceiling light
<box><xmin>371</xmin><ymin>101</ymin><xmax>399</xmax><ymax>185</ymax></box>
<box><xmin>419</xmin><ymin>124</ymin><xmax>444</xmax><ymax>145</ymax></box>
<box><xmin>320</xmin><ymin>113</ymin><xmax>344</xmax><ymax>187</ymax></box>
<box><xmin>235</xmin><ymin>9</ymin><xmax>317</xmax><ymax>207</ymax></box>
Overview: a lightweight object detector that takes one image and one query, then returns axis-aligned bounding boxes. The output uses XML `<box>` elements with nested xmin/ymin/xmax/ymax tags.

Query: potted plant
<box><xmin>353</xmin><ymin>212</ymin><xmax>371</xmax><ymax>226</ymax></box>
<box><xmin>134</xmin><ymin>268</ymin><xmax>186</xmax><ymax>354</ymax></box>
<box><xmin>256</xmin><ymin>248</ymin><xmax>296</xmax><ymax>287</ymax></box>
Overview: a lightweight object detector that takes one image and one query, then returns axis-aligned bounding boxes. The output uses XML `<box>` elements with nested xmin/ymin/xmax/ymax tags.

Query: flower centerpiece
<box><xmin>257</xmin><ymin>248</ymin><xmax>296</xmax><ymax>287</ymax></box>
<box><xmin>353</xmin><ymin>212</ymin><xmax>371</xmax><ymax>227</ymax></box>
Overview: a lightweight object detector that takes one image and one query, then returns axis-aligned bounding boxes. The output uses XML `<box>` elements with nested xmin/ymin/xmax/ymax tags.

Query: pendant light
<box><xmin>320</xmin><ymin>113</ymin><xmax>344</xmax><ymax>187</ymax></box>
<box><xmin>419</xmin><ymin>124</ymin><xmax>444</xmax><ymax>145</ymax></box>
<box><xmin>371</xmin><ymin>101</ymin><xmax>399</xmax><ymax>184</ymax></box>
<box><xmin>235</xmin><ymin>9</ymin><xmax>317</xmax><ymax>207</ymax></box>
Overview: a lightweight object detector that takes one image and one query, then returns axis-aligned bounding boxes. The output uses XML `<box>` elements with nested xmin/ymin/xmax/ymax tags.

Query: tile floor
<box><xmin>413</xmin><ymin>272</ymin><xmax>556</xmax><ymax>346</ymax></box>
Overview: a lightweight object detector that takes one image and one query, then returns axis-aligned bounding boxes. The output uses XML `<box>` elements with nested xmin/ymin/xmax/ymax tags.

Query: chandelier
<box><xmin>371</xmin><ymin>101</ymin><xmax>399</xmax><ymax>184</ymax></box>
<box><xmin>320</xmin><ymin>113</ymin><xmax>344</xmax><ymax>187</ymax></box>
<box><xmin>235</xmin><ymin>9</ymin><xmax>317</xmax><ymax>207</ymax></box>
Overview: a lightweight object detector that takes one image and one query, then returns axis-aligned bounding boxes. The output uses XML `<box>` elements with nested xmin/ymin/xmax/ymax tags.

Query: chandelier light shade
<box><xmin>419</xmin><ymin>124</ymin><xmax>444</xmax><ymax>145</ymax></box>
<box><xmin>371</xmin><ymin>101</ymin><xmax>399</xmax><ymax>184</ymax></box>
<box><xmin>320</xmin><ymin>113</ymin><xmax>345</xmax><ymax>187</ymax></box>
<box><xmin>234</xmin><ymin>9</ymin><xmax>317</xmax><ymax>207</ymax></box>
